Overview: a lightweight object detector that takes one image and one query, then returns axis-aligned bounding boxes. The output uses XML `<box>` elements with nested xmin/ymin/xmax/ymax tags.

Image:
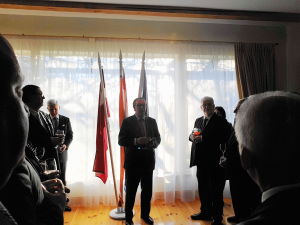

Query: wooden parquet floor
<box><xmin>64</xmin><ymin>199</ymin><xmax>234</xmax><ymax>225</ymax></box>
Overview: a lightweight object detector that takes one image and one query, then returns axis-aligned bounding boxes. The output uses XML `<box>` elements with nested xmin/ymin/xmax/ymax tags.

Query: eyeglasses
<box><xmin>201</xmin><ymin>103</ymin><xmax>214</xmax><ymax>108</ymax></box>
<box><xmin>134</xmin><ymin>104</ymin><xmax>146</xmax><ymax>107</ymax></box>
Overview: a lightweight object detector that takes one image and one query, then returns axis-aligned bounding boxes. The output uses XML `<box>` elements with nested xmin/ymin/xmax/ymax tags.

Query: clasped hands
<box><xmin>42</xmin><ymin>178</ymin><xmax>66</xmax><ymax>211</ymax></box>
<box><xmin>50</xmin><ymin>136</ymin><xmax>65</xmax><ymax>146</ymax></box>
<box><xmin>136</xmin><ymin>137</ymin><xmax>153</xmax><ymax>145</ymax></box>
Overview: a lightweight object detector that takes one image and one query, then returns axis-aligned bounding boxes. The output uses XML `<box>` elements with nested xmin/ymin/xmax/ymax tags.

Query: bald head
<box><xmin>0</xmin><ymin>35</ymin><xmax>28</xmax><ymax>189</ymax></box>
<box><xmin>235</xmin><ymin>91</ymin><xmax>300</xmax><ymax>189</ymax></box>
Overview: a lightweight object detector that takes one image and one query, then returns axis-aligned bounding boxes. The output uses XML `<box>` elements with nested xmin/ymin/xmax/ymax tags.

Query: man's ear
<box><xmin>240</xmin><ymin>145</ymin><xmax>255</xmax><ymax>170</ymax></box>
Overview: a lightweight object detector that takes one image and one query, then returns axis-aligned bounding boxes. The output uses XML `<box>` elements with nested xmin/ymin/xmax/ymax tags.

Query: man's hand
<box><xmin>42</xmin><ymin>179</ymin><xmax>66</xmax><ymax>211</ymax></box>
<box><xmin>136</xmin><ymin>137</ymin><xmax>152</xmax><ymax>145</ymax></box>
<box><xmin>189</xmin><ymin>133</ymin><xmax>203</xmax><ymax>143</ymax></box>
<box><xmin>43</xmin><ymin>170</ymin><xmax>60</xmax><ymax>179</ymax></box>
<box><xmin>42</xmin><ymin>178</ymin><xmax>65</xmax><ymax>194</ymax></box>
<box><xmin>50</xmin><ymin>137</ymin><xmax>64</xmax><ymax>146</ymax></box>
<box><xmin>193</xmin><ymin>135</ymin><xmax>203</xmax><ymax>143</ymax></box>
<box><xmin>59</xmin><ymin>144</ymin><xmax>67</xmax><ymax>153</ymax></box>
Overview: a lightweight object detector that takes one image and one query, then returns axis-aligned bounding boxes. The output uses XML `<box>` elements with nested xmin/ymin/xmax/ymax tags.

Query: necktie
<box><xmin>203</xmin><ymin>118</ymin><xmax>209</xmax><ymax>128</ymax></box>
<box><xmin>138</xmin><ymin>119</ymin><xmax>147</xmax><ymax>137</ymax></box>
<box><xmin>52</xmin><ymin>117</ymin><xmax>59</xmax><ymax>132</ymax></box>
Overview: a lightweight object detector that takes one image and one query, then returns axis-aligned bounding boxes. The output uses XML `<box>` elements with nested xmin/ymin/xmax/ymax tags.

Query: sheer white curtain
<box><xmin>7</xmin><ymin>36</ymin><xmax>238</xmax><ymax>206</ymax></box>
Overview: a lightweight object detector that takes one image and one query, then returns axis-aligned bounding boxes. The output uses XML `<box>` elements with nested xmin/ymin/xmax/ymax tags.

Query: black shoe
<box><xmin>125</xmin><ymin>220</ymin><xmax>134</xmax><ymax>225</ymax></box>
<box><xmin>227</xmin><ymin>216</ymin><xmax>241</xmax><ymax>224</ymax></box>
<box><xmin>212</xmin><ymin>220</ymin><xmax>225</xmax><ymax>225</ymax></box>
<box><xmin>141</xmin><ymin>216</ymin><xmax>154</xmax><ymax>225</ymax></box>
<box><xmin>65</xmin><ymin>205</ymin><xmax>72</xmax><ymax>212</ymax></box>
<box><xmin>190</xmin><ymin>212</ymin><xmax>212</xmax><ymax>220</ymax></box>
<box><xmin>65</xmin><ymin>186</ymin><xmax>71</xmax><ymax>193</ymax></box>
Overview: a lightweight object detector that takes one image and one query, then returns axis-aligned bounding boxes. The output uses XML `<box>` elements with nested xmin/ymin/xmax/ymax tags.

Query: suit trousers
<box><xmin>59</xmin><ymin>151</ymin><xmax>68</xmax><ymax>185</ymax></box>
<box><xmin>196</xmin><ymin>165</ymin><xmax>226</xmax><ymax>221</ymax></box>
<box><xmin>125</xmin><ymin>168</ymin><xmax>153</xmax><ymax>221</ymax></box>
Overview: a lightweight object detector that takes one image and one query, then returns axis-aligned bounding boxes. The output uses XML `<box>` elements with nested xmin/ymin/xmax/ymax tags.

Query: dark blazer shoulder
<box><xmin>122</xmin><ymin>115</ymin><xmax>138</xmax><ymax>125</ymax></box>
<box><xmin>193</xmin><ymin>116</ymin><xmax>204</xmax><ymax>127</ymax></box>
<box><xmin>58</xmin><ymin>114</ymin><xmax>69</xmax><ymax>122</ymax></box>
<box><xmin>146</xmin><ymin>116</ymin><xmax>157</xmax><ymax>122</ymax></box>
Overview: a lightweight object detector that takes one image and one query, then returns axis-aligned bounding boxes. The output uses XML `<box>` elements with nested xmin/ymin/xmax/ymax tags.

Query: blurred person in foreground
<box><xmin>235</xmin><ymin>91</ymin><xmax>300</xmax><ymax>225</ymax></box>
<box><xmin>0</xmin><ymin>35</ymin><xmax>66</xmax><ymax>225</ymax></box>
<box><xmin>0</xmin><ymin>34</ymin><xmax>26</xmax><ymax>225</ymax></box>
<box><xmin>224</xmin><ymin>100</ymin><xmax>261</xmax><ymax>224</ymax></box>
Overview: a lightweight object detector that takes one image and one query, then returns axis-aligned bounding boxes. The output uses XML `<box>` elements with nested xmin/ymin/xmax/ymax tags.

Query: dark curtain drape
<box><xmin>234</xmin><ymin>43</ymin><xmax>276</xmax><ymax>98</ymax></box>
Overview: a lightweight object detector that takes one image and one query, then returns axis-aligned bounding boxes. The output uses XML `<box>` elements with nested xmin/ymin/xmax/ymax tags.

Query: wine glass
<box><xmin>55</xmin><ymin>129</ymin><xmax>65</xmax><ymax>137</ymax></box>
<box><xmin>45</xmin><ymin>158</ymin><xmax>58</xmax><ymax>174</ymax></box>
<box><xmin>55</xmin><ymin>129</ymin><xmax>65</xmax><ymax>147</ymax></box>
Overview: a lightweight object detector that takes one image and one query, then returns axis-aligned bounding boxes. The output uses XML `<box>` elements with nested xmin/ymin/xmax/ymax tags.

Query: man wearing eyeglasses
<box><xmin>189</xmin><ymin>96</ymin><xmax>231</xmax><ymax>225</ymax></box>
<box><xmin>118</xmin><ymin>98</ymin><xmax>161</xmax><ymax>225</ymax></box>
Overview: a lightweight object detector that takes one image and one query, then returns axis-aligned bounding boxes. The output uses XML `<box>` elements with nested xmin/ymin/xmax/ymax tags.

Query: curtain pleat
<box><xmin>234</xmin><ymin>43</ymin><xmax>275</xmax><ymax>98</ymax></box>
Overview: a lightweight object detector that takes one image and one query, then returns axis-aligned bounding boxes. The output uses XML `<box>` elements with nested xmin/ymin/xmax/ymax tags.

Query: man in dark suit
<box><xmin>22</xmin><ymin>85</ymin><xmax>63</xmax><ymax>163</ymax></box>
<box><xmin>118</xmin><ymin>98</ymin><xmax>161</xmax><ymax>225</ymax></box>
<box><xmin>189</xmin><ymin>96</ymin><xmax>231</xmax><ymax>225</ymax></box>
<box><xmin>235</xmin><ymin>91</ymin><xmax>300</xmax><ymax>225</ymax></box>
<box><xmin>47</xmin><ymin>99</ymin><xmax>73</xmax><ymax>211</ymax></box>
<box><xmin>47</xmin><ymin>99</ymin><xmax>73</xmax><ymax>186</ymax></box>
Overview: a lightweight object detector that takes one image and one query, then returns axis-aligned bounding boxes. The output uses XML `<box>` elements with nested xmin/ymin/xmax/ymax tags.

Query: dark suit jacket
<box><xmin>237</xmin><ymin>186</ymin><xmax>300</xmax><ymax>225</ymax></box>
<box><xmin>0</xmin><ymin>202</ymin><xmax>17</xmax><ymax>225</ymax></box>
<box><xmin>118</xmin><ymin>115</ymin><xmax>161</xmax><ymax>170</ymax></box>
<box><xmin>56</xmin><ymin>115</ymin><xmax>73</xmax><ymax>148</ymax></box>
<box><xmin>28</xmin><ymin>110</ymin><xmax>56</xmax><ymax>160</ymax></box>
<box><xmin>0</xmin><ymin>159</ymin><xmax>64</xmax><ymax>225</ymax></box>
<box><xmin>0</xmin><ymin>159</ymin><xmax>43</xmax><ymax>225</ymax></box>
<box><xmin>189</xmin><ymin>113</ymin><xmax>231</xmax><ymax>168</ymax></box>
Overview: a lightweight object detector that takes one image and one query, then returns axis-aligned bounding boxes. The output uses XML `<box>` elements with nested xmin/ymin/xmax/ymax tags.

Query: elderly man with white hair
<box><xmin>47</xmin><ymin>99</ymin><xmax>73</xmax><ymax>212</ymax></box>
<box><xmin>234</xmin><ymin>91</ymin><xmax>300</xmax><ymax>225</ymax></box>
<box><xmin>189</xmin><ymin>96</ymin><xmax>231</xmax><ymax>225</ymax></box>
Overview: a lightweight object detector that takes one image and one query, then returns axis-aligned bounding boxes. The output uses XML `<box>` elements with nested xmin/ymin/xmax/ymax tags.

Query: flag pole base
<box><xmin>110</xmin><ymin>207</ymin><xmax>134</xmax><ymax>220</ymax></box>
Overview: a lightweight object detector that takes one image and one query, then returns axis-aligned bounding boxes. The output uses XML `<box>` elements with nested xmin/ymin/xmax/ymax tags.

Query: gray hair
<box><xmin>235</xmin><ymin>91</ymin><xmax>300</xmax><ymax>165</ymax></box>
<box><xmin>201</xmin><ymin>96</ymin><xmax>214</xmax><ymax>105</ymax></box>
<box><xmin>47</xmin><ymin>99</ymin><xmax>58</xmax><ymax>107</ymax></box>
<box><xmin>133</xmin><ymin>97</ymin><xmax>146</xmax><ymax>106</ymax></box>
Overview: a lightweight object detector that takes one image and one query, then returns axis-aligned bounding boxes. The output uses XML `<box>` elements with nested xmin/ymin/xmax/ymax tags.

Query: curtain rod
<box><xmin>2</xmin><ymin>33</ymin><xmax>279</xmax><ymax>45</ymax></box>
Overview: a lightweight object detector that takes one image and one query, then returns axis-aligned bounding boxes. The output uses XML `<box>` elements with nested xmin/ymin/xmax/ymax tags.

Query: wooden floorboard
<box><xmin>64</xmin><ymin>199</ymin><xmax>234</xmax><ymax>225</ymax></box>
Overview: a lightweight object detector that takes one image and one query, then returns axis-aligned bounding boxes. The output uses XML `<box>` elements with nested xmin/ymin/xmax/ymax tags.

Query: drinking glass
<box><xmin>55</xmin><ymin>129</ymin><xmax>65</xmax><ymax>146</ymax></box>
<box><xmin>55</xmin><ymin>129</ymin><xmax>65</xmax><ymax>137</ymax></box>
<box><xmin>45</xmin><ymin>158</ymin><xmax>57</xmax><ymax>173</ymax></box>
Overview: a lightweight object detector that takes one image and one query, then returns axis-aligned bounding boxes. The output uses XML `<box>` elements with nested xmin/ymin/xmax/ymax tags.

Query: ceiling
<box><xmin>0</xmin><ymin>0</ymin><xmax>299</xmax><ymax>24</ymax></box>
<box><xmin>55</xmin><ymin>0</ymin><xmax>300</xmax><ymax>13</ymax></box>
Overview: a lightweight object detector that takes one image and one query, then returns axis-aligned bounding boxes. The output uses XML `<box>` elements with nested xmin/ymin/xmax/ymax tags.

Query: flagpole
<box><xmin>104</xmin><ymin>99</ymin><xmax>118</xmax><ymax>205</ymax></box>
<box><xmin>118</xmin><ymin>50</ymin><xmax>125</xmax><ymax>208</ymax></box>
<box><xmin>97</xmin><ymin>53</ymin><xmax>119</xmax><ymax>206</ymax></box>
